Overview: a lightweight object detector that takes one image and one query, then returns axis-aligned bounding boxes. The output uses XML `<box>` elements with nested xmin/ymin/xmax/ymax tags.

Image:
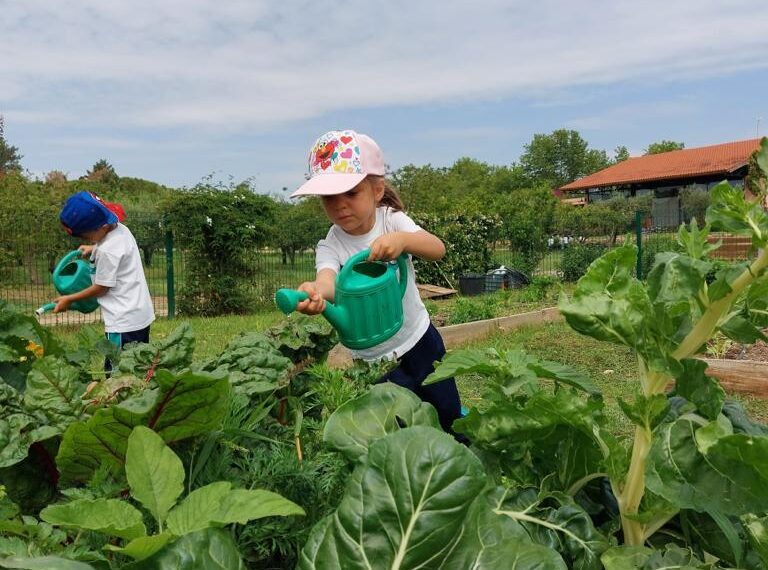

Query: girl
<box><xmin>292</xmin><ymin>130</ymin><xmax>465</xmax><ymax>439</ymax></box>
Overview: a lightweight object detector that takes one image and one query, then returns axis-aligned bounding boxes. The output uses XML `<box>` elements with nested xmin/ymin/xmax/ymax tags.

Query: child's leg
<box><xmin>104</xmin><ymin>326</ymin><xmax>151</xmax><ymax>375</ymax></box>
<box><xmin>380</xmin><ymin>324</ymin><xmax>465</xmax><ymax>441</ymax></box>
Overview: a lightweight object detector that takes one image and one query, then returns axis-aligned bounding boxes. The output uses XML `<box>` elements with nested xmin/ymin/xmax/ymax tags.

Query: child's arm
<box><xmin>368</xmin><ymin>230</ymin><xmax>445</xmax><ymax>262</ymax></box>
<box><xmin>53</xmin><ymin>284</ymin><xmax>110</xmax><ymax>313</ymax></box>
<box><xmin>295</xmin><ymin>268</ymin><xmax>336</xmax><ymax>315</ymax></box>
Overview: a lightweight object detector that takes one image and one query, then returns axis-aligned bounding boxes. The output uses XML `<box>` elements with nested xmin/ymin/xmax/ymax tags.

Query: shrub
<box><xmin>165</xmin><ymin>182</ymin><xmax>277</xmax><ymax>316</ymax></box>
<box><xmin>560</xmin><ymin>243</ymin><xmax>608</xmax><ymax>282</ymax></box>
<box><xmin>411</xmin><ymin>212</ymin><xmax>499</xmax><ymax>287</ymax></box>
<box><xmin>640</xmin><ymin>234</ymin><xmax>679</xmax><ymax>277</ymax></box>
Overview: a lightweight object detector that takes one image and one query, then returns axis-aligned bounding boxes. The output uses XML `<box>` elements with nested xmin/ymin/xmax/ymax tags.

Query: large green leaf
<box><xmin>0</xmin><ymin>415</ymin><xmax>58</xmax><ymax>469</ymax></box>
<box><xmin>166</xmin><ymin>482</ymin><xmax>231</xmax><ymax>536</ymax></box>
<box><xmin>166</xmin><ymin>482</ymin><xmax>304</xmax><ymax>536</ymax></box>
<box><xmin>23</xmin><ymin>357</ymin><xmax>86</xmax><ymax>430</ymax></box>
<box><xmin>706</xmin><ymin>181</ymin><xmax>768</xmax><ymax>247</ymax></box>
<box><xmin>122</xmin><ymin>528</ymin><xmax>245</xmax><ymax>570</ymax></box>
<box><xmin>322</xmin><ymin>383</ymin><xmax>440</xmax><ymax>463</ymax></box>
<box><xmin>105</xmin><ymin>533</ymin><xmax>174</xmax><ymax>561</ymax></box>
<box><xmin>126</xmin><ymin>426</ymin><xmax>184</xmax><ymax>526</ymax></box>
<box><xmin>647</xmin><ymin>416</ymin><xmax>768</xmax><ymax>515</ymax></box>
<box><xmin>0</xmin><ymin>557</ymin><xmax>96</xmax><ymax>570</ymax></box>
<box><xmin>40</xmin><ymin>498</ymin><xmax>146</xmax><ymax>540</ymax></box>
<box><xmin>56</xmin><ymin>369</ymin><xmax>229</xmax><ymax>484</ymax></box>
<box><xmin>601</xmin><ymin>544</ymin><xmax>710</xmax><ymax>569</ymax></box>
<box><xmin>744</xmin><ymin>514</ymin><xmax>768</xmax><ymax>567</ymax></box>
<box><xmin>494</xmin><ymin>487</ymin><xmax>611</xmax><ymax>570</ymax></box>
<box><xmin>118</xmin><ymin>322</ymin><xmax>195</xmax><ymax>377</ymax></box>
<box><xmin>559</xmin><ymin>244</ymin><xmax>651</xmax><ymax>349</ymax></box>
<box><xmin>440</xmin><ymin>487</ymin><xmax>567</xmax><ymax>570</ymax></box>
<box><xmin>299</xmin><ymin>426</ymin><xmax>488</xmax><ymax>569</ymax></box>
<box><xmin>673</xmin><ymin>359</ymin><xmax>724</xmax><ymax>420</ymax></box>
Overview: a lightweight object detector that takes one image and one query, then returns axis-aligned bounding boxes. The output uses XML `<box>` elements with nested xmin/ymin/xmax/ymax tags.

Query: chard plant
<box><xmin>559</xmin><ymin>138</ymin><xmax>768</xmax><ymax>547</ymax></box>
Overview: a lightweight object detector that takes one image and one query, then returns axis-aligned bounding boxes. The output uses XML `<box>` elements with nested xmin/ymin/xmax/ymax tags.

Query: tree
<box><xmin>84</xmin><ymin>158</ymin><xmax>119</xmax><ymax>185</ymax></box>
<box><xmin>519</xmin><ymin>129</ymin><xmax>610</xmax><ymax>188</ymax></box>
<box><xmin>272</xmin><ymin>198</ymin><xmax>328</xmax><ymax>265</ymax></box>
<box><xmin>613</xmin><ymin>145</ymin><xmax>630</xmax><ymax>163</ymax></box>
<box><xmin>0</xmin><ymin>115</ymin><xmax>23</xmax><ymax>173</ymax></box>
<box><xmin>644</xmin><ymin>140</ymin><xmax>685</xmax><ymax>155</ymax></box>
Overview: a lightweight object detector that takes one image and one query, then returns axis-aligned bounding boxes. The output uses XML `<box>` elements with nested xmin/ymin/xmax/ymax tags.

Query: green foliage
<box><xmin>495</xmin><ymin>186</ymin><xmax>556</xmax><ymax>275</ymax></box>
<box><xmin>640</xmin><ymin>234</ymin><xmax>680</xmax><ymax>278</ymax></box>
<box><xmin>83</xmin><ymin>160</ymin><xmax>118</xmax><ymax>186</ymax></box>
<box><xmin>644</xmin><ymin>140</ymin><xmax>685</xmax><ymax>155</ymax></box>
<box><xmin>40</xmin><ymin>426</ymin><xmax>303</xmax><ymax>564</ymax></box>
<box><xmin>411</xmin><ymin>212</ymin><xmax>499</xmax><ymax>284</ymax></box>
<box><xmin>560</xmin><ymin>243</ymin><xmax>608</xmax><ymax>282</ymax></box>
<box><xmin>0</xmin><ymin>116</ymin><xmax>23</xmax><ymax>173</ymax></box>
<box><xmin>391</xmin><ymin>158</ymin><xmax>527</xmax><ymax>215</ymax></box>
<box><xmin>680</xmin><ymin>186</ymin><xmax>711</xmax><ymax>224</ymax></box>
<box><xmin>519</xmin><ymin>129</ymin><xmax>610</xmax><ymax>188</ymax></box>
<box><xmin>164</xmin><ymin>180</ymin><xmax>278</xmax><ymax>315</ymax></box>
<box><xmin>613</xmin><ymin>145</ymin><xmax>630</xmax><ymax>163</ymax></box>
<box><xmin>271</xmin><ymin>198</ymin><xmax>327</xmax><ymax>265</ymax></box>
<box><xmin>447</xmin><ymin>296</ymin><xmax>499</xmax><ymax>325</ymax></box>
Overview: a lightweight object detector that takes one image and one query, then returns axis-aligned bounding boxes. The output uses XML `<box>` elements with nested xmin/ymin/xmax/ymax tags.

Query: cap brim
<box><xmin>291</xmin><ymin>173</ymin><xmax>366</xmax><ymax>197</ymax></box>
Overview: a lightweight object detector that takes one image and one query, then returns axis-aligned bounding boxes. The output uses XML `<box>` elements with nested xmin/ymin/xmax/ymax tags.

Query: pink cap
<box><xmin>291</xmin><ymin>130</ymin><xmax>385</xmax><ymax>197</ymax></box>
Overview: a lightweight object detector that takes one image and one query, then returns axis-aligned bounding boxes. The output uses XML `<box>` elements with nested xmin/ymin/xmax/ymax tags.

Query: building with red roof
<box><xmin>558</xmin><ymin>138</ymin><xmax>762</xmax><ymax>225</ymax></box>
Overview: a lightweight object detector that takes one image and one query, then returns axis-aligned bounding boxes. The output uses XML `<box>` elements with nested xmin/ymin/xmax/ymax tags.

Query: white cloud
<box><xmin>2</xmin><ymin>0</ymin><xmax>767</xmax><ymax>131</ymax></box>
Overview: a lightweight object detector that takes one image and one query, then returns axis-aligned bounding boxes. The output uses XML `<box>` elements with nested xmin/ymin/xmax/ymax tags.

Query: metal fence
<box><xmin>0</xmin><ymin>211</ymin><xmax>754</xmax><ymax>326</ymax></box>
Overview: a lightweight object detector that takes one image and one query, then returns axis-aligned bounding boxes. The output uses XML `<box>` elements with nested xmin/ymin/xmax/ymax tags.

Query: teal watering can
<box><xmin>275</xmin><ymin>248</ymin><xmax>408</xmax><ymax>349</ymax></box>
<box><xmin>36</xmin><ymin>250</ymin><xmax>99</xmax><ymax>315</ymax></box>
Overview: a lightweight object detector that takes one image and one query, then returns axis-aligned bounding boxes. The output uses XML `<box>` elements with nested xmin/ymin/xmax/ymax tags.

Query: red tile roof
<box><xmin>559</xmin><ymin>138</ymin><xmax>761</xmax><ymax>192</ymax></box>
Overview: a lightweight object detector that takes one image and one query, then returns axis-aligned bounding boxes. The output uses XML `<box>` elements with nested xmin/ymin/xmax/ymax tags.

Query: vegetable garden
<box><xmin>1</xmin><ymin>141</ymin><xmax>768</xmax><ymax>568</ymax></box>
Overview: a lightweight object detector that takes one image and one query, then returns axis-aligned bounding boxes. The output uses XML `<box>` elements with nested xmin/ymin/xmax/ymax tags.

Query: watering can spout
<box><xmin>320</xmin><ymin>301</ymin><xmax>348</xmax><ymax>334</ymax></box>
<box><xmin>274</xmin><ymin>288</ymin><xmax>351</xmax><ymax>335</ymax></box>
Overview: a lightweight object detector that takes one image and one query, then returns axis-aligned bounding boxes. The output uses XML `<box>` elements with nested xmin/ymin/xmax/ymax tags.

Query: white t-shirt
<box><xmin>316</xmin><ymin>207</ymin><xmax>431</xmax><ymax>361</ymax></box>
<box><xmin>91</xmin><ymin>224</ymin><xmax>155</xmax><ymax>333</ymax></box>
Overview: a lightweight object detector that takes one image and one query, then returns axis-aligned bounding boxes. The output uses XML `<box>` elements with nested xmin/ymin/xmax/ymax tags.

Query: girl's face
<box><xmin>321</xmin><ymin>178</ymin><xmax>384</xmax><ymax>235</ymax></box>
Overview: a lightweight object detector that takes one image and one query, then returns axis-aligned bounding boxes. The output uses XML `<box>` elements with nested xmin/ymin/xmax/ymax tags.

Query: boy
<box><xmin>55</xmin><ymin>191</ymin><xmax>155</xmax><ymax>360</ymax></box>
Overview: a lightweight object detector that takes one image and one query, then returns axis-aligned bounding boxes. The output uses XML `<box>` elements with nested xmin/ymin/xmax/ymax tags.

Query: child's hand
<box><xmin>78</xmin><ymin>245</ymin><xmax>94</xmax><ymax>258</ymax></box>
<box><xmin>368</xmin><ymin>233</ymin><xmax>406</xmax><ymax>261</ymax></box>
<box><xmin>53</xmin><ymin>296</ymin><xmax>72</xmax><ymax>314</ymax></box>
<box><xmin>295</xmin><ymin>282</ymin><xmax>326</xmax><ymax>315</ymax></box>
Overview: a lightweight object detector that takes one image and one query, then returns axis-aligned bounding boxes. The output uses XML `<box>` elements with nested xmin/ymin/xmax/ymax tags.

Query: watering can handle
<box><xmin>52</xmin><ymin>250</ymin><xmax>84</xmax><ymax>279</ymax></box>
<box><xmin>338</xmin><ymin>248</ymin><xmax>409</xmax><ymax>300</ymax></box>
<box><xmin>61</xmin><ymin>249</ymin><xmax>83</xmax><ymax>265</ymax></box>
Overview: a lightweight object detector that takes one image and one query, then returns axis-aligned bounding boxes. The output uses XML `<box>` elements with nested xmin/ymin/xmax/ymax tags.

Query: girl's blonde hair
<box><xmin>369</xmin><ymin>175</ymin><xmax>404</xmax><ymax>211</ymax></box>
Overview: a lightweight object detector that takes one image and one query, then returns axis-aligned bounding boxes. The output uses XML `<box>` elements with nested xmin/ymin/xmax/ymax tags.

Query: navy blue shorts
<box><xmin>378</xmin><ymin>323</ymin><xmax>465</xmax><ymax>440</ymax></box>
<box><xmin>105</xmin><ymin>325</ymin><xmax>151</xmax><ymax>374</ymax></box>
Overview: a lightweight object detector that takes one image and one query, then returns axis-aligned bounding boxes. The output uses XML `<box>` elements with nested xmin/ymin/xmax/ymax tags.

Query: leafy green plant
<box><xmin>560</xmin><ymin>243</ymin><xmax>607</xmax><ymax>282</ymax></box>
<box><xmin>447</xmin><ymin>295</ymin><xmax>499</xmax><ymax>325</ymax></box>
<box><xmin>38</xmin><ymin>426</ymin><xmax>303</xmax><ymax>564</ymax></box>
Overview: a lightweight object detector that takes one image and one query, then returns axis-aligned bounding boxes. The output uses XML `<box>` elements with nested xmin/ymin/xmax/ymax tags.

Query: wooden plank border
<box><xmin>326</xmin><ymin>307</ymin><xmax>563</xmax><ymax>367</ymax></box>
<box><xmin>326</xmin><ymin>307</ymin><xmax>768</xmax><ymax>400</ymax></box>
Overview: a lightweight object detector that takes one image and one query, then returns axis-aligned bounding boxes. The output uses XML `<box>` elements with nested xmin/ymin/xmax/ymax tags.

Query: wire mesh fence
<box><xmin>0</xmin><ymin>210</ymin><xmax>756</xmax><ymax>326</ymax></box>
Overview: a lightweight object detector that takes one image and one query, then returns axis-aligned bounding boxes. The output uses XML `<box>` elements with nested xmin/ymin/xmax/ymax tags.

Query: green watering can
<box><xmin>275</xmin><ymin>248</ymin><xmax>408</xmax><ymax>349</ymax></box>
<box><xmin>36</xmin><ymin>250</ymin><xmax>99</xmax><ymax>315</ymax></box>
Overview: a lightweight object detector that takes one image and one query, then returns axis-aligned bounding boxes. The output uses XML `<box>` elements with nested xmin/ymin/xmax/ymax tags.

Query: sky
<box><xmin>2</xmin><ymin>0</ymin><xmax>768</xmax><ymax>196</ymax></box>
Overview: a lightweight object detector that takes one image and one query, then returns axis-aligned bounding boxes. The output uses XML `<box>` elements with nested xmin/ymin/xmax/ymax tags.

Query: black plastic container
<box><xmin>458</xmin><ymin>273</ymin><xmax>486</xmax><ymax>296</ymax></box>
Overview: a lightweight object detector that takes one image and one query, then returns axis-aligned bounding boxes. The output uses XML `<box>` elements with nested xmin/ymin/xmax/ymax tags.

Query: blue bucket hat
<box><xmin>60</xmin><ymin>191</ymin><xmax>118</xmax><ymax>236</ymax></box>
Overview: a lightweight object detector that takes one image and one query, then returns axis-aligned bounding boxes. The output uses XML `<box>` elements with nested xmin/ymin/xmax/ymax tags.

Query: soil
<box><xmin>722</xmin><ymin>339</ymin><xmax>768</xmax><ymax>362</ymax></box>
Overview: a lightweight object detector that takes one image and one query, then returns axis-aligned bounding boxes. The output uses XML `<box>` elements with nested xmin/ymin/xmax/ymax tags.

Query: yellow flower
<box><xmin>26</xmin><ymin>341</ymin><xmax>44</xmax><ymax>358</ymax></box>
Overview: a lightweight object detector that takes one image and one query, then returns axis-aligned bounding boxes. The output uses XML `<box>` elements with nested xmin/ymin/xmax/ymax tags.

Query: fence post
<box><xmin>635</xmin><ymin>210</ymin><xmax>643</xmax><ymax>280</ymax></box>
<box><xmin>164</xmin><ymin>224</ymin><xmax>175</xmax><ymax>319</ymax></box>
